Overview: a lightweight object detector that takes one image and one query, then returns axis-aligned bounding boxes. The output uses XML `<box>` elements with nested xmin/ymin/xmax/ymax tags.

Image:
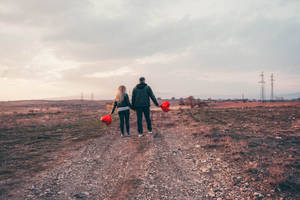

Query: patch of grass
<box><xmin>185</xmin><ymin>105</ymin><xmax>300</xmax><ymax>198</ymax></box>
<box><xmin>202</xmin><ymin>144</ymin><xmax>225</xmax><ymax>149</ymax></box>
<box><xmin>0</xmin><ymin>102</ymin><xmax>110</xmax><ymax>196</ymax></box>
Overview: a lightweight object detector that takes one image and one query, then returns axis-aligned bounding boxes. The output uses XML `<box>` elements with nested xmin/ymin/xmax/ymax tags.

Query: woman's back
<box><xmin>115</xmin><ymin>94</ymin><xmax>130</xmax><ymax>107</ymax></box>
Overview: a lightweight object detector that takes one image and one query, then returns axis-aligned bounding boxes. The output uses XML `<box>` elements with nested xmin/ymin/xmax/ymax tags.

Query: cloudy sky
<box><xmin>0</xmin><ymin>0</ymin><xmax>299</xmax><ymax>100</ymax></box>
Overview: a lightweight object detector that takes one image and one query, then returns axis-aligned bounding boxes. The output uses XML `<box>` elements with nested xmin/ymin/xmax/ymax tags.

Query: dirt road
<box><xmin>6</xmin><ymin>110</ymin><xmax>260</xmax><ymax>200</ymax></box>
<box><xmin>3</xmin><ymin>102</ymin><xmax>299</xmax><ymax>200</ymax></box>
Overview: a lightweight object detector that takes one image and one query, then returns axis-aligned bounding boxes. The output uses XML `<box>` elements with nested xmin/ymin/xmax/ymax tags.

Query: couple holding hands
<box><xmin>111</xmin><ymin>77</ymin><xmax>160</xmax><ymax>137</ymax></box>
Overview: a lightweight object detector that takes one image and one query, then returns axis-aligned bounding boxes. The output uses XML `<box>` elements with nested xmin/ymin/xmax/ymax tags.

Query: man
<box><xmin>132</xmin><ymin>77</ymin><xmax>159</xmax><ymax>137</ymax></box>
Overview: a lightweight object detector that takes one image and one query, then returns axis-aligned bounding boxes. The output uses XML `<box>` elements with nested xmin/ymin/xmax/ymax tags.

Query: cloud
<box><xmin>84</xmin><ymin>66</ymin><xmax>136</xmax><ymax>78</ymax></box>
<box><xmin>0</xmin><ymin>0</ymin><xmax>300</xmax><ymax>100</ymax></box>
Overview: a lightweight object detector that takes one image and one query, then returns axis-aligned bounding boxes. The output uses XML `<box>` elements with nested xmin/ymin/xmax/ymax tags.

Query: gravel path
<box><xmin>9</xmin><ymin>111</ymin><xmax>267</xmax><ymax>200</ymax></box>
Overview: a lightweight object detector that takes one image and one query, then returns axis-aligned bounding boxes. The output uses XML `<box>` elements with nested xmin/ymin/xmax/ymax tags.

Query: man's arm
<box><xmin>148</xmin><ymin>86</ymin><xmax>159</xmax><ymax>106</ymax></box>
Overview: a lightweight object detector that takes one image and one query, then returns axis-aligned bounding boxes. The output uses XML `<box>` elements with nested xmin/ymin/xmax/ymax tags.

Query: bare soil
<box><xmin>0</xmin><ymin>100</ymin><xmax>299</xmax><ymax>200</ymax></box>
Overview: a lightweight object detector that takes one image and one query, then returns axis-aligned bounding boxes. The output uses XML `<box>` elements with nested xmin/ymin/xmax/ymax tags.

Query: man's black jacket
<box><xmin>132</xmin><ymin>83</ymin><xmax>159</xmax><ymax>108</ymax></box>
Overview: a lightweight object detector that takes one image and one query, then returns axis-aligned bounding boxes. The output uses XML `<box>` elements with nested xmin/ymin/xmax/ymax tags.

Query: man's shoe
<box><xmin>121</xmin><ymin>134</ymin><xmax>125</xmax><ymax>138</ymax></box>
<box><xmin>127</xmin><ymin>133</ymin><xmax>131</xmax><ymax>137</ymax></box>
<box><xmin>138</xmin><ymin>134</ymin><xmax>144</xmax><ymax>137</ymax></box>
<box><xmin>148</xmin><ymin>131</ymin><xmax>153</xmax><ymax>134</ymax></box>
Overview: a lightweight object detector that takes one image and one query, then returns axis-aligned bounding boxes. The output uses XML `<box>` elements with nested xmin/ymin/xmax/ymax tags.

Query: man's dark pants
<box><xmin>135</xmin><ymin>106</ymin><xmax>152</xmax><ymax>134</ymax></box>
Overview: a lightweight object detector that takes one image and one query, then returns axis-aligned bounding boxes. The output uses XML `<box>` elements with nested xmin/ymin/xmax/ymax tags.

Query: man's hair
<box><xmin>139</xmin><ymin>77</ymin><xmax>145</xmax><ymax>83</ymax></box>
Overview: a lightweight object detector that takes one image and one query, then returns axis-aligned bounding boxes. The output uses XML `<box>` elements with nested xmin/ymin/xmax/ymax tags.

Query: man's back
<box><xmin>132</xmin><ymin>83</ymin><xmax>158</xmax><ymax>108</ymax></box>
<box><xmin>132</xmin><ymin>77</ymin><xmax>159</xmax><ymax>136</ymax></box>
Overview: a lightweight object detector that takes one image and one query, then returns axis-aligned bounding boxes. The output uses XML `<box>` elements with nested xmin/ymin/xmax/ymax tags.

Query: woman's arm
<box><xmin>111</xmin><ymin>101</ymin><xmax>117</xmax><ymax>114</ymax></box>
<box><xmin>125</xmin><ymin>94</ymin><xmax>134</xmax><ymax>110</ymax></box>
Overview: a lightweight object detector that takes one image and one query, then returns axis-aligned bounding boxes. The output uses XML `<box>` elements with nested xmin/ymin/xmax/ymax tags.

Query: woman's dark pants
<box><xmin>136</xmin><ymin>106</ymin><xmax>152</xmax><ymax>134</ymax></box>
<box><xmin>118</xmin><ymin>110</ymin><xmax>130</xmax><ymax>135</ymax></box>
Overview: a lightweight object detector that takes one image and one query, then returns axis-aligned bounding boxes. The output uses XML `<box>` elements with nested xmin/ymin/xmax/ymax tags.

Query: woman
<box><xmin>111</xmin><ymin>85</ymin><xmax>133</xmax><ymax>137</ymax></box>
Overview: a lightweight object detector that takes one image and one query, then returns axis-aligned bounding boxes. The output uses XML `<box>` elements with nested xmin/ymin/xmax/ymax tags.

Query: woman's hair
<box><xmin>115</xmin><ymin>85</ymin><xmax>126</xmax><ymax>103</ymax></box>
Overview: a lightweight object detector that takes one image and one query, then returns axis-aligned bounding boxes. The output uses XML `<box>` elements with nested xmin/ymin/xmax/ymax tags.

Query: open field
<box><xmin>0</xmin><ymin>100</ymin><xmax>299</xmax><ymax>199</ymax></box>
<box><xmin>184</xmin><ymin>101</ymin><xmax>300</xmax><ymax>198</ymax></box>
<box><xmin>0</xmin><ymin>100</ymin><xmax>112</xmax><ymax>198</ymax></box>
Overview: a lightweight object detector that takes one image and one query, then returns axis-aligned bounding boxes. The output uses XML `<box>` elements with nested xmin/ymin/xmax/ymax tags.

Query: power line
<box><xmin>259</xmin><ymin>72</ymin><xmax>265</xmax><ymax>102</ymax></box>
<box><xmin>271</xmin><ymin>73</ymin><xmax>274</xmax><ymax>101</ymax></box>
<box><xmin>91</xmin><ymin>92</ymin><xmax>94</xmax><ymax>101</ymax></box>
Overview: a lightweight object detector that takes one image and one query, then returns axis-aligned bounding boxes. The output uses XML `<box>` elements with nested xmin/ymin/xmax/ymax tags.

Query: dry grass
<box><xmin>180</xmin><ymin>102</ymin><xmax>300</xmax><ymax>198</ymax></box>
<box><xmin>1</xmin><ymin>100</ymin><xmax>299</xmax><ymax>199</ymax></box>
<box><xmin>0</xmin><ymin>100</ymin><xmax>115</xmax><ymax>197</ymax></box>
